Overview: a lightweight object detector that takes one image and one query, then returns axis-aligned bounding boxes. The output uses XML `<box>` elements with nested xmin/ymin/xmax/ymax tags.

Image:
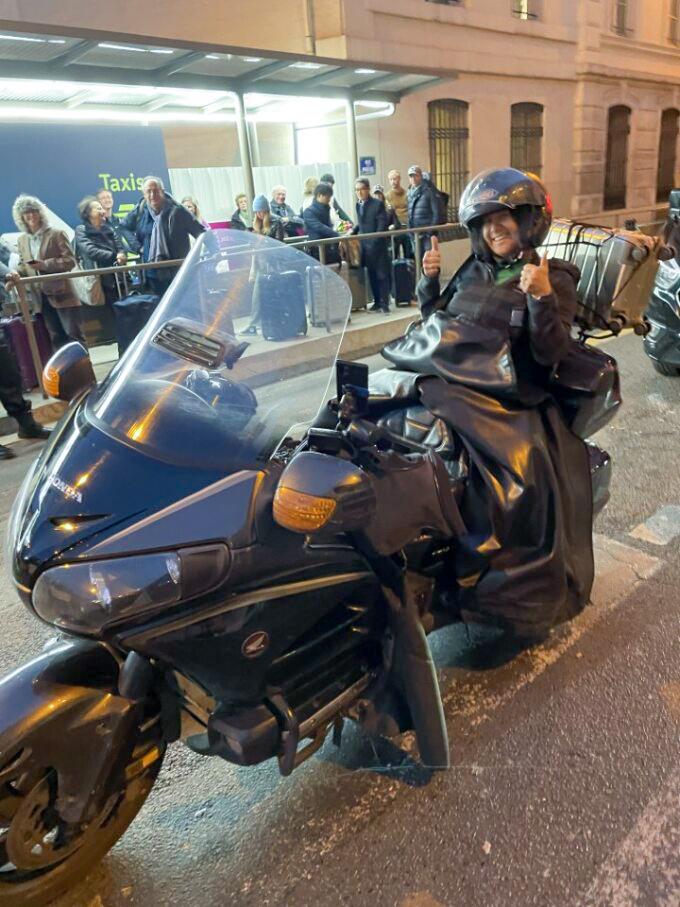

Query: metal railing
<box><xmin>3</xmin><ymin>215</ymin><xmax>665</xmax><ymax>396</ymax></box>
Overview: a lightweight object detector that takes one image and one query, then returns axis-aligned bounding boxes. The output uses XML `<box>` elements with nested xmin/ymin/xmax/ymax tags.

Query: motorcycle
<box><xmin>0</xmin><ymin>231</ymin><xmax>617</xmax><ymax>906</ymax></box>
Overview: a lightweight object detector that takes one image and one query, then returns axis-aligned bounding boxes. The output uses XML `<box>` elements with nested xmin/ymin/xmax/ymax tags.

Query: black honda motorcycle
<box><xmin>0</xmin><ymin>232</ymin><xmax>617</xmax><ymax>905</ymax></box>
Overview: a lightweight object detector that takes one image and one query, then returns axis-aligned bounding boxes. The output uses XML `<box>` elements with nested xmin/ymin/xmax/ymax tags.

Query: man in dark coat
<box><xmin>0</xmin><ymin>259</ymin><xmax>50</xmax><ymax>458</ymax></box>
<box><xmin>319</xmin><ymin>172</ymin><xmax>352</xmax><ymax>224</ymax></box>
<box><xmin>302</xmin><ymin>183</ymin><xmax>341</xmax><ymax>266</ymax></box>
<box><xmin>352</xmin><ymin>178</ymin><xmax>390</xmax><ymax>313</ymax></box>
<box><xmin>120</xmin><ymin>176</ymin><xmax>206</xmax><ymax>294</ymax></box>
<box><xmin>407</xmin><ymin>165</ymin><xmax>440</xmax><ymax>253</ymax></box>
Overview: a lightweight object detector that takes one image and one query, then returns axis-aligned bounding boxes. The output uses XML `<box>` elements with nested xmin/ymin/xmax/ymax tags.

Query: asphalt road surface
<box><xmin>0</xmin><ymin>334</ymin><xmax>678</xmax><ymax>907</ymax></box>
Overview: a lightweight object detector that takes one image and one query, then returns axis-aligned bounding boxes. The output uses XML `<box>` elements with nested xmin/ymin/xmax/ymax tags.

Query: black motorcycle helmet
<box><xmin>458</xmin><ymin>168</ymin><xmax>552</xmax><ymax>259</ymax></box>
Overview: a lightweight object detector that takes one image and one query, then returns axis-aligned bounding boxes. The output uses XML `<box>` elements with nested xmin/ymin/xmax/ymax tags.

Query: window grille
<box><xmin>510</xmin><ymin>103</ymin><xmax>544</xmax><ymax>176</ymax></box>
<box><xmin>428</xmin><ymin>99</ymin><xmax>469</xmax><ymax>221</ymax></box>
<box><xmin>657</xmin><ymin>108</ymin><xmax>679</xmax><ymax>202</ymax></box>
<box><xmin>670</xmin><ymin>0</ymin><xmax>680</xmax><ymax>43</ymax></box>
<box><xmin>603</xmin><ymin>106</ymin><xmax>631</xmax><ymax>210</ymax></box>
<box><xmin>512</xmin><ymin>0</ymin><xmax>539</xmax><ymax>20</ymax></box>
<box><xmin>612</xmin><ymin>0</ymin><xmax>629</xmax><ymax>36</ymax></box>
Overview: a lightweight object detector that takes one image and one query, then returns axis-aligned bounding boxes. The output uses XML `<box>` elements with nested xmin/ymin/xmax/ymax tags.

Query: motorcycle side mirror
<box><xmin>42</xmin><ymin>342</ymin><xmax>96</xmax><ymax>402</ymax></box>
<box><xmin>273</xmin><ymin>451</ymin><xmax>376</xmax><ymax>535</ymax></box>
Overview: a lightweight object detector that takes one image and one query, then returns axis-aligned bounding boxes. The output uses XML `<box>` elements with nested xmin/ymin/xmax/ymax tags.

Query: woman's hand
<box><xmin>520</xmin><ymin>254</ymin><xmax>552</xmax><ymax>299</ymax></box>
<box><xmin>116</xmin><ymin>253</ymin><xmax>127</xmax><ymax>266</ymax></box>
<box><xmin>422</xmin><ymin>235</ymin><xmax>441</xmax><ymax>278</ymax></box>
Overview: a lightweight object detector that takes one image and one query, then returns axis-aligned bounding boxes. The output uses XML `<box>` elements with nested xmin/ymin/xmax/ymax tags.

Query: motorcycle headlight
<box><xmin>32</xmin><ymin>546</ymin><xmax>229</xmax><ymax>635</ymax></box>
<box><xmin>33</xmin><ymin>553</ymin><xmax>182</xmax><ymax>634</ymax></box>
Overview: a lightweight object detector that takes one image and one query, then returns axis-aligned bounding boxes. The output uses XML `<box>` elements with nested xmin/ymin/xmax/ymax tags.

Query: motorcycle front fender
<box><xmin>0</xmin><ymin>640</ymin><xmax>141</xmax><ymax>824</ymax></box>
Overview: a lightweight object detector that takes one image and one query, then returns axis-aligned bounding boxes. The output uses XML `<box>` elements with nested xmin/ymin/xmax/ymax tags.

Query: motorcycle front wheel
<box><xmin>0</xmin><ymin>738</ymin><xmax>164</xmax><ymax>906</ymax></box>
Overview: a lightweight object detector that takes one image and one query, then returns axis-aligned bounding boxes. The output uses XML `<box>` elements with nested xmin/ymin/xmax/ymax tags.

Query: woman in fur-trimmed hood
<box><xmin>11</xmin><ymin>193</ymin><xmax>85</xmax><ymax>350</ymax></box>
<box><xmin>12</xmin><ymin>194</ymin><xmax>50</xmax><ymax>234</ymax></box>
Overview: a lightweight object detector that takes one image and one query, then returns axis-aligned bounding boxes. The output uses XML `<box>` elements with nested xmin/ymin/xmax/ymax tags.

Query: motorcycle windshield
<box><xmin>87</xmin><ymin>230</ymin><xmax>352</xmax><ymax>472</ymax></box>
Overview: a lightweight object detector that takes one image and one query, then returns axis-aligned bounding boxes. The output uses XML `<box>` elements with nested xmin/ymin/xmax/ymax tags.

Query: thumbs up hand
<box><xmin>519</xmin><ymin>253</ymin><xmax>552</xmax><ymax>299</ymax></box>
<box><xmin>422</xmin><ymin>235</ymin><xmax>441</xmax><ymax>278</ymax></box>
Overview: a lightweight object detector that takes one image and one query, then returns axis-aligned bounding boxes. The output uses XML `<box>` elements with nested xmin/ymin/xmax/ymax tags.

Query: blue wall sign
<box><xmin>0</xmin><ymin>124</ymin><xmax>169</xmax><ymax>232</ymax></box>
<box><xmin>359</xmin><ymin>156</ymin><xmax>376</xmax><ymax>176</ymax></box>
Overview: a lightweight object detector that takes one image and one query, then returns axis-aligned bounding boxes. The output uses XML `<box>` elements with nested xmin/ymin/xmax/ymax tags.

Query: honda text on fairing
<box><xmin>1</xmin><ymin>230</ymin><xmax>617</xmax><ymax>906</ymax></box>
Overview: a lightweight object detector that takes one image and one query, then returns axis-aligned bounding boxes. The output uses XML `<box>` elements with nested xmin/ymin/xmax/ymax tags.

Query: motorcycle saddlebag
<box><xmin>549</xmin><ymin>341</ymin><xmax>621</xmax><ymax>439</ymax></box>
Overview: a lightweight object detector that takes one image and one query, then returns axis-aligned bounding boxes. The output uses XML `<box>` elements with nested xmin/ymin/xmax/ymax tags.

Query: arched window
<box><xmin>510</xmin><ymin>102</ymin><xmax>544</xmax><ymax>176</ymax></box>
<box><xmin>657</xmin><ymin>108</ymin><xmax>679</xmax><ymax>202</ymax></box>
<box><xmin>603</xmin><ymin>105</ymin><xmax>631</xmax><ymax>210</ymax></box>
<box><xmin>428</xmin><ymin>99</ymin><xmax>469</xmax><ymax>221</ymax></box>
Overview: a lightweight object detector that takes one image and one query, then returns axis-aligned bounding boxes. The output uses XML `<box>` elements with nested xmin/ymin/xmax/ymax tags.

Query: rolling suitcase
<box><xmin>539</xmin><ymin>219</ymin><xmax>658</xmax><ymax>331</ymax></box>
<box><xmin>306</xmin><ymin>264</ymin><xmax>354</xmax><ymax>327</ymax></box>
<box><xmin>390</xmin><ymin>237</ymin><xmax>415</xmax><ymax>305</ymax></box>
<box><xmin>259</xmin><ymin>270</ymin><xmax>308</xmax><ymax>341</ymax></box>
<box><xmin>342</xmin><ymin>264</ymin><xmax>370</xmax><ymax>311</ymax></box>
<box><xmin>0</xmin><ymin>313</ymin><xmax>53</xmax><ymax>390</ymax></box>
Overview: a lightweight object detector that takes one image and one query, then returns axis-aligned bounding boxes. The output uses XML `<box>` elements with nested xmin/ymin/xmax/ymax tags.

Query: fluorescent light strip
<box><xmin>98</xmin><ymin>42</ymin><xmax>147</xmax><ymax>53</ymax></box>
<box><xmin>0</xmin><ymin>104</ymin><xmax>238</xmax><ymax>124</ymax></box>
<box><xmin>0</xmin><ymin>34</ymin><xmax>46</xmax><ymax>43</ymax></box>
<box><xmin>355</xmin><ymin>68</ymin><xmax>377</xmax><ymax>74</ymax></box>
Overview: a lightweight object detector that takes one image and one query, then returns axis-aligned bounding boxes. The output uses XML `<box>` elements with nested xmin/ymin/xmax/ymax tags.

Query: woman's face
<box><xmin>482</xmin><ymin>210</ymin><xmax>521</xmax><ymax>259</ymax></box>
<box><xmin>22</xmin><ymin>210</ymin><xmax>42</xmax><ymax>234</ymax></box>
<box><xmin>183</xmin><ymin>200</ymin><xmax>197</xmax><ymax>216</ymax></box>
<box><xmin>88</xmin><ymin>201</ymin><xmax>105</xmax><ymax>226</ymax></box>
<box><xmin>238</xmin><ymin>197</ymin><xmax>248</xmax><ymax>212</ymax></box>
<box><xmin>255</xmin><ymin>210</ymin><xmax>265</xmax><ymax>221</ymax></box>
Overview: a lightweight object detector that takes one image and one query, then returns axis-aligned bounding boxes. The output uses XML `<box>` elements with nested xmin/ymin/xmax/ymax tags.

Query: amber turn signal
<box><xmin>273</xmin><ymin>486</ymin><xmax>336</xmax><ymax>532</ymax></box>
<box><xmin>42</xmin><ymin>365</ymin><xmax>60</xmax><ymax>399</ymax></box>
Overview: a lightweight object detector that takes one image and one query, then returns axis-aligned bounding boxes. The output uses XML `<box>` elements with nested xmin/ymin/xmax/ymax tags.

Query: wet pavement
<box><xmin>0</xmin><ymin>332</ymin><xmax>678</xmax><ymax>907</ymax></box>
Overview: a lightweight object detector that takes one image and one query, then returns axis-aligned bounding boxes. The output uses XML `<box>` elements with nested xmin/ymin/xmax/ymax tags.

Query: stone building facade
<box><xmin>3</xmin><ymin>0</ymin><xmax>680</xmax><ymax>224</ymax></box>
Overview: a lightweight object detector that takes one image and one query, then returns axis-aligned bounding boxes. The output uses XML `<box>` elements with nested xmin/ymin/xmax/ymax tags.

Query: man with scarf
<box><xmin>121</xmin><ymin>176</ymin><xmax>206</xmax><ymax>295</ymax></box>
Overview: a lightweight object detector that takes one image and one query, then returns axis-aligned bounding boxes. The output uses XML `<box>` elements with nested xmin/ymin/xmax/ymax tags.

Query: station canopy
<box><xmin>0</xmin><ymin>28</ymin><xmax>455</xmax><ymax>124</ymax></box>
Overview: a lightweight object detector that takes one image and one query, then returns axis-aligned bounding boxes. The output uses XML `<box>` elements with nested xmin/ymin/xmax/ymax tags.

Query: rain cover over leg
<box><xmin>420</xmin><ymin>377</ymin><xmax>594</xmax><ymax>636</ymax></box>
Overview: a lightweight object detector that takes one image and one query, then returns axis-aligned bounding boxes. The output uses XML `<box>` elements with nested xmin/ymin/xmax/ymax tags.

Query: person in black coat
<box><xmin>75</xmin><ymin>196</ymin><xmax>127</xmax><ymax>296</ymax></box>
<box><xmin>408</xmin><ymin>167</ymin><xmax>592</xmax><ymax>641</ymax></box>
<box><xmin>353</xmin><ymin>178</ymin><xmax>390</xmax><ymax>312</ymax></box>
<box><xmin>302</xmin><ymin>183</ymin><xmax>341</xmax><ymax>266</ymax></box>
<box><xmin>120</xmin><ymin>176</ymin><xmax>205</xmax><ymax>294</ymax></box>
<box><xmin>407</xmin><ymin>165</ymin><xmax>440</xmax><ymax>252</ymax></box>
<box><xmin>0</xmin><ymin>253</ymin><xmax>50</xmax><ymax>458</ymax></box>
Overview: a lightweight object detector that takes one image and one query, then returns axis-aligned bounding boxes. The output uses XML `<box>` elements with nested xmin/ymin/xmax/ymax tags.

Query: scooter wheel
<box><xmin>0</xmin><ymin>740</ymin><xmax>164</xmax><ymax>906</ymax></box>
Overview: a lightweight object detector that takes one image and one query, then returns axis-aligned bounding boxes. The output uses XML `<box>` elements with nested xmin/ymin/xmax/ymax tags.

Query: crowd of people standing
<box><xmin>0</xmin><ymin>164</ymin><xmax>447</xmax><ymax>449</ymax></box>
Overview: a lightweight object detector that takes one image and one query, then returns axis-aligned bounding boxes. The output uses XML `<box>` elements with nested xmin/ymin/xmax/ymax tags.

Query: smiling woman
<box><xmin>394</xmin><ymin>167</ymin><xmax>595</xmax><ymax>641</ymax></box>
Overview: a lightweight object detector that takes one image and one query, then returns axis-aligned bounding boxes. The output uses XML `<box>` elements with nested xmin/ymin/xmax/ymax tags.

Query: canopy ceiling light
<box><xmin>0</xmin><ymin>77</ymin><xmax>394</xmax><ymax>126</ymax></box>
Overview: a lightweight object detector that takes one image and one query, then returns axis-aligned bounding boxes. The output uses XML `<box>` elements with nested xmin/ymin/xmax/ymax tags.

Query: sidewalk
<box><xmin>0</xmin><ymin>302</ymin><xmax>419</xmax><ymax>439</ymax></box>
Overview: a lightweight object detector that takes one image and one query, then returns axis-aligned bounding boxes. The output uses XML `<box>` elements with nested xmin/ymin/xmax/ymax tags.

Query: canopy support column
<box><xmin>345</xmin><ymin>97</ymin><xmax>359</xmax><ymax>176</ymax></box>
<box><xmin>233</xmin><ymin>91</ymin><xmax>256</xmax><ymax>202</ymax></box>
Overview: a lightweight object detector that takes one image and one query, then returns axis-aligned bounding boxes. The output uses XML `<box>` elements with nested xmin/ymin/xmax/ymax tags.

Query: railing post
<box><xmin>14</xmin><ymin>280</ymin><xmax>47</xmax><ymax>398</ymax></box>
<box><xmin>414</xmin><ymin>231</ymin><xmax>422</xmax><ymax>282</ymax></box>
<box><xmin>318</xmin><ymin>243</ymin><xmax>332</xmax><ymax>333</ymax></box>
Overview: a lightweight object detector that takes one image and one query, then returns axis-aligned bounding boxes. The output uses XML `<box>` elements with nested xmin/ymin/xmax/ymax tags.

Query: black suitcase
<box><xmin>392</xmin><ymin>258</ymin><xmax>415</xmax><ymax>305</ymax></box>
<box><xmin>113</xmin><ymin>293</ymin><xmax>160</xmax><ymax>353</ymax></box>
<box><xmin>260</xmin><ymin>270</ymin><xmax>308</xmax><ymax>341</ymax></box>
